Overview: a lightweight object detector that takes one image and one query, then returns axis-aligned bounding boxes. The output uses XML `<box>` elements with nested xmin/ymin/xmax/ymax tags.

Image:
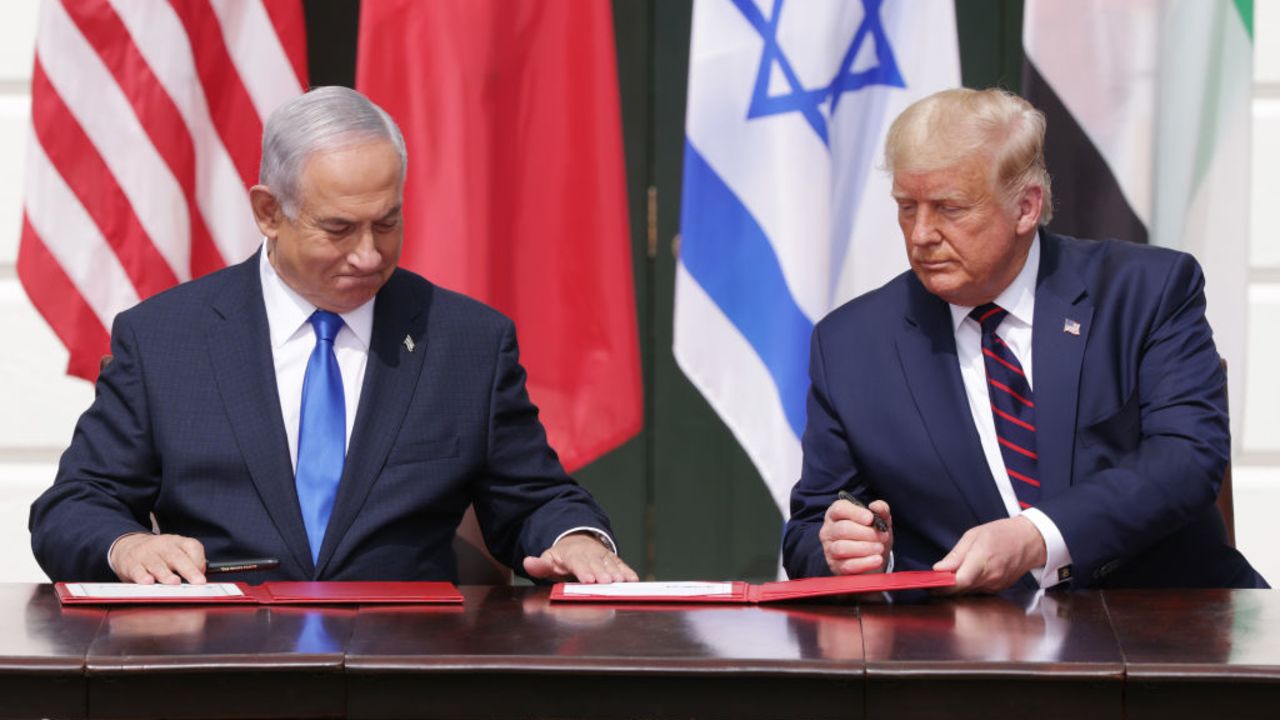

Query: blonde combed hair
<box><xmin>884</xmin><ymin>87</ymin><xmax>1053</xmax><ymax>225</ymax></box>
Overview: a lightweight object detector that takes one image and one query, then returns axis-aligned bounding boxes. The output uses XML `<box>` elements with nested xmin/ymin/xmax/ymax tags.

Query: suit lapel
<box><xmin>1032</xmin><ymin>235</ymin><xmax>1092</xmax><ymax>500</ymax></box>
<box><xmin>895</xmin><ymin>279</ymin><xmax>1008</xmax><ymax>525</ymax></box>
<box><xmin>315</xmin><ymin>271</ymin><xmax>432</xmax><ymax>575</ymax></box>
<box><xmin>206</xmin><ymin>251</ymin><xmax>314</xmax><ymax>576</ymax></box>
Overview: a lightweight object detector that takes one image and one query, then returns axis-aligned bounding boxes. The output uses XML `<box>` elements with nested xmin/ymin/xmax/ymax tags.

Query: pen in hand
<box><xmin>837</xmin><ymin>490</ymin><xmax>890</xmax><ymax>533</ymax></box>
<box><xmin>205</xmin><ymin>558</ymin><xmax>280</xmax><ymax>575</ymax></box>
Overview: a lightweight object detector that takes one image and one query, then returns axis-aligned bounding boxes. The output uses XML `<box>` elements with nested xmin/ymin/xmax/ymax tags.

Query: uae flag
<box><xmin>356</xmin><ymin>1</ymin><xmax>642</xmax><ymax>471</ymax></box>
<box><xmin>1023</xmin><ymin>0</ymin><xmax>1253</xmax><ymax>444</ymax></box>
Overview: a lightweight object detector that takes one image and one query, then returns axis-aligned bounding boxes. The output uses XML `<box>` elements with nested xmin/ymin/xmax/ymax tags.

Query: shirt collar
<box><xmin>948</xmin><ymin>233</ymin><xmax>1041</xmax><ymax>333</ymax></box>
<box><xmin>258</xmin><ymin>242</ymin><xmax>376</xmax><ymax>349</ymax></box>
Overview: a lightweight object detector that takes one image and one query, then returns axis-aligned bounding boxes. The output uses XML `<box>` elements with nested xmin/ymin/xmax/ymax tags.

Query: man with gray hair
<box><xmin>31</xmin><ymin>86</ymin><xmax>637</xmax><ymax>585</ymax></box>
<box><xmin>782</xmin><ymin>87</ymin><xmax>1264</xmax><ymax>591</ymax></box>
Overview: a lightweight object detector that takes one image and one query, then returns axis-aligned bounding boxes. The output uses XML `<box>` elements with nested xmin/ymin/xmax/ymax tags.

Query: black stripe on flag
<box><xmin>1022</xmin><ymin>59</ymin><xmax>1148</xmax><ymax>245</ymax></box>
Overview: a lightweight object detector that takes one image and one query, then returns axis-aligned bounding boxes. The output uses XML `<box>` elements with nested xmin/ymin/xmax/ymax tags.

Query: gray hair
<box><xmin>259</xmin><ymin>86</ymin><xmax>407</xmax><ymax>219</ymax></box>
<box><xmin>884</xmin><ymin>87</ymin><xmax>1054</xmax><ymax>226</ymax></box>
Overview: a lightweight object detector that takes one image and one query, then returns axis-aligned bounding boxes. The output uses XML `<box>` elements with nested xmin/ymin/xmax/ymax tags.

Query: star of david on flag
<box><xmin>674</xmin><ymin>0</ymin><xmax>960</xmax><ymax>519</ymax></box>
<box><xmin>737</xmin><ymin>0</ymin><xmax>905</xmax><ymax>144</ymax></box>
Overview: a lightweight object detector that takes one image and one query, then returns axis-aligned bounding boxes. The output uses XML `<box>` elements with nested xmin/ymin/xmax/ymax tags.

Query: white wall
<box><xmin>0</xmin><ymin>1</ymin><xmax>88</xmax><ymax>582</ymax></box>
<box><xmin>0</xmin><ymin>1</ymin><xmax>1278</xmax><ymax>584</ymax></box>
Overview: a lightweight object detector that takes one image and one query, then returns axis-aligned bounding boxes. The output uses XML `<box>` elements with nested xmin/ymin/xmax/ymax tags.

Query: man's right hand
<box><xmin>109</xmin><ymin>533</ymin><xmax>208</xmax><ymax>585</ymax></box>
<box><xmin>819</xmin><ymin>496</ymin><xmax>893</xmax><ymax>575</ymax></box>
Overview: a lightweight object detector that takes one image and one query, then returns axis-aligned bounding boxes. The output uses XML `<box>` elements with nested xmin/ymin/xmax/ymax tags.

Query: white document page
<box><xmin>63</xmin><ymin>583</ymin><xmax>246</xmax><ymax>598</ymax></box>
<box><xmin>561</xmin><ymin>581</ymin><xmax>735</xmax><ymax>597</ymax></box>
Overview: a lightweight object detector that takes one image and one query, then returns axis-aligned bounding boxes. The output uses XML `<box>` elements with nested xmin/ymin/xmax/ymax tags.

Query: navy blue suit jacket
<box><xmin>783</xmin><ymin>233</ymin><xmax>1265</xmax><ymax>589</ymax></box>
<box><xmin>30</xmin><ymin>252</ymin><xmax>614</xmax><ymax>582</ymax></box>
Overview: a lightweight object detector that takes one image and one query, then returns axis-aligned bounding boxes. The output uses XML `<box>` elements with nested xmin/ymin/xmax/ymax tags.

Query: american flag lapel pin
<box><xmin>403</xmin><ymin>335</ymin><xmax>416</xmax><ymax>352</ymax></box>
<box><xmin>1063</xmin><ymin>318</ymin><xmax>1081</xmax><ymax>336</ymax></box>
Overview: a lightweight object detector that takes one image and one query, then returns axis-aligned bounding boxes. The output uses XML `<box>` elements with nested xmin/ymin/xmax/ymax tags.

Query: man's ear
<box><xmin>249</xmin><ymin>185</ymin><xmax>284</xmax><ymax>238</ymax></box>
<box><xmin>1015</xmin><ymin>185</ymin><xmax>1044</xmax><ymax>235</ymax></box>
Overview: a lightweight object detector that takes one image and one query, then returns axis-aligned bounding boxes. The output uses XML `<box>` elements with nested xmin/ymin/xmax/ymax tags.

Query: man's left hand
<box><xmin>523</xmin><ymin>532</ymin><xmax>639</xmax><ymax>584</ymax></box>
<box><xmin>932</xmin><ymin>516</ymin><xmax>1046</xmax><ymax>594</ymax></box>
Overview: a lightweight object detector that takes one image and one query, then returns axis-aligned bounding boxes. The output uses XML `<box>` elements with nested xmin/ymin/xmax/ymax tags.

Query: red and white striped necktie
<box><xmin>971</xmin><ymin>303</ymin><xmax>1041</xmax><ymax>509</ymax></box>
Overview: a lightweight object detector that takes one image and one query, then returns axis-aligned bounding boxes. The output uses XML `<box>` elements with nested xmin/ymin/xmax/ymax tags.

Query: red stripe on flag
<box><xmin>998</xmin><ymin>435</ymin><xmax>1038</xmax><ymax>460</ymax></box>
<box><xmin>169</xmin><ymin>0</ymin><xmax>263</xmax><ymax>190</ymax></box>
<box><xmin>983</xmin><ymin>347</ymin><xmax>1025</xmax><ymax>376</ymax></box>
<box><xmin>17</xmin><ymin>216</ymin><xmax>111</xmax><ymax>381</ymax></box>
<box><xmin>62</xmin><ymin>0</ymin><xmax>223</xmax><ymax>279</ymax></box>
<box><xmin>1007</xmin><ymin>468</ymin><xmax>1040</xmax><ymax>487</ymax></box>
<box><xmin>991</xmin><ymin>403</ymin><xmax>1036</xmax><ymax>431</ymax></box>
<box><xmin>30</xmin><ymin>59</ymin><xmax>178</xmax><ymax>297</ymax></box>
<box><xmin>261</xmin><ymin>0</ymin><xmax>309</xmax><ymax>90</ymax></box>
<box><xmin>989</xmin><ymin>378</ymin><xmax>1035</xmax><ymax>407</ymax></box>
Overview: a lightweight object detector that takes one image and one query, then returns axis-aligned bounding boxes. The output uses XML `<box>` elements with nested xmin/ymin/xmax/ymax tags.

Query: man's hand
<box><xmin>820</xmin><ymin>497</ymin><xmax>893</xmax><ymax>575</ymax></box>
<box><xmin>933</xmin><ymin>516</ymin><xmax>1046</xmax><ymax>594</ymax></box>
<box><xmin>110</xmin><ymin>533</ymin><xmax>207</xmax><ymax>585</ymax></box>
<box><xmin>522</xmin><ymin>532</ymin><xmax>639</xmax><ymax>584</ymax></box>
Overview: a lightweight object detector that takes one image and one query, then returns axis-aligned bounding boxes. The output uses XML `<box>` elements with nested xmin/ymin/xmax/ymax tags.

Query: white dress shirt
<box><xmin>946</xmin><ymin>237</ymin><xmax>1073</xmax><ymax>588</ymax></box>
<box><xmin>260</xmin><ymin>247</ymin><xmax>373</xmax><ymax>470</ymax></box>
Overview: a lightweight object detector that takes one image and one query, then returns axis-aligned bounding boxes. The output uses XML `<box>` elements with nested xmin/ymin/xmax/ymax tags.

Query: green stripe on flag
<box><xmin>1234</xmin><ymin>0</ymin><xmax>1252</xmax><ymax>40</ymax></box>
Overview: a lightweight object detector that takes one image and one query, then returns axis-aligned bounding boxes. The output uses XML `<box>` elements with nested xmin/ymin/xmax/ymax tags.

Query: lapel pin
<box><xmin>1063</xmin><ymin>318</ymin><xmax>1081</xmax><ymax>336</ymax></box>
<box><xmin>403</xmin><ymin>335</ymin><xmax>416</xmax><ymax>353</ymax></box>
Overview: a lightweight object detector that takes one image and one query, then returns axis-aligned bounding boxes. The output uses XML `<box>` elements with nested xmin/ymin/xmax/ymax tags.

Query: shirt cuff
<box><xmin>553</xmin><ymin>527</ymin><xmax>617</xmax><ymax>555</ymax></box>
<box><xmin>1020</xmin><ymin>508</ymin><xmax>1074</xmax><ymax>588</ymax></box>
<box><xmin>106</xmin><ymin>531</ymin><xmax>150</xmax><ymax>577</ymax></box>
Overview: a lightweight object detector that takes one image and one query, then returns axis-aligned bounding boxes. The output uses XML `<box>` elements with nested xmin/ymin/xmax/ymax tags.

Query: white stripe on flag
<box><xmin>674</xmin><ymin>263</ymin><xmax>802</xmax><ymax>514</ymax></box>
<box><xmin>37</xmin><ymin>0</ymin><xmax>191</xmax><ymax>282</ymax></box>
<box><xmin>109</xmin><ymin>0</ymin><xmax>263</xmax><ymax>265</ymax></box>
<box><xmin>24</xmin><ymin>129</ymin><xmax>139</xmax><ymax>328</ymax></box>
<box><xmin>210</xmin><ymin>0</ymin><xmax>306</xmax><ymax>120</ymax></box>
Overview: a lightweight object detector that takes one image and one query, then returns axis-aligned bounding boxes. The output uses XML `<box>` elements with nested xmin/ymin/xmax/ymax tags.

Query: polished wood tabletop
<box><xmin>1106</xmin><ymin>589</ymin><xmax>1280</xmax><ymax>720</ymax></box>
<box><xmin>0</xmin><ymin>584</ymin><xmax>1277</xmax><ymax>720</ymax></box>
<box><xmin>860</xmin><ymin>590</ymin><xmax>1124</xmax><ymax>720</ymax></box>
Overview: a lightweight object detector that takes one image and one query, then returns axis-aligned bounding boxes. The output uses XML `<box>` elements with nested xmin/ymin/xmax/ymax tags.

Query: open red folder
<box><xmin>550</xmin><ymin>570</ymin><xmax>956</xmax><ymax>604</ymax></box>
<box><xmin>54</xmin><ymin>581</ymin><xmax>464</xmax><ymax>605</ymax></box>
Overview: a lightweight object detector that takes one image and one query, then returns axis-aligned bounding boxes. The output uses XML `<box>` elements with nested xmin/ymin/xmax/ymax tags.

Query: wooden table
<box><xmin>1</xmin><ymin>584</ymin><xmax>1278</xmax><ymax>719</ymax></box>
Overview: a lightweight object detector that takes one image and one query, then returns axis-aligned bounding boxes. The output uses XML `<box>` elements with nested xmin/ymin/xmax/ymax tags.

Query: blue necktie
<box><xmin>971</xmin><ymin>304</ymin><xmax>1041</xmax><ymax>509</ymax></box>
<box><xmin>296</xmin><ymin>310</ymin><xmax>346</xmax><ymax>564</ymax></box>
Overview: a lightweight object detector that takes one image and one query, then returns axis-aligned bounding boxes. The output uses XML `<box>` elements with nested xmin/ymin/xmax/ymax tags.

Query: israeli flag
<box><xmin>674</xmin><ymin>0</ymin><xmax>960</xmax><ymax>514</ymax></box>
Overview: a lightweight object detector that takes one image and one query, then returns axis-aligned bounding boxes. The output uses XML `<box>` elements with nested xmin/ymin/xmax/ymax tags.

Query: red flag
<box><xmin>356</xmin><ymin>1</ymin><xmax>642</xmax><ymax>471</ymax></box>
<box><xmin>19</xmin><ymin>0</ymin><xmax>307</xmax><ymax>380</ymax></box>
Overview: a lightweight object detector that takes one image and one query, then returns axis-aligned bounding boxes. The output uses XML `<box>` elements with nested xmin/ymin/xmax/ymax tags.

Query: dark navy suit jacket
<box><xmin>783</xmin><ymin>233</ymin><xmax>1265</xmax><ymax>589</ymax></box>
<box><xmin>30</xmin><ymin>252</ymin><xmax>614</xmax><ymax>582</ymax></box>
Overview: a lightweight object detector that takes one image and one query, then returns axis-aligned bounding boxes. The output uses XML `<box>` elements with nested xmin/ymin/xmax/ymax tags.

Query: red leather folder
<box><xmin>54</xmin><ymin>581</ymin><xmax>464</xmax><ymax>605</ymax></box>
<box><xmin>550</xmin><ymin>570</ymin><xmax>956</xmax><ymax>603</ymax></box>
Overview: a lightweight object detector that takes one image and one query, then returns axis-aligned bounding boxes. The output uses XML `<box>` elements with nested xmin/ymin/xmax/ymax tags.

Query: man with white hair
<box><xmin>783</xmin><ymin>87</ymin><xmax>1265</xmax><ymax>592</ymax></box>
<box><xmin>31</xmin><ymin>86</ymin><xmax>637</xmax><ymax>586</ymax></box>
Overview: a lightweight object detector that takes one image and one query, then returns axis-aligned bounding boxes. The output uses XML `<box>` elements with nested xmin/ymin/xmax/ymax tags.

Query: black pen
<box><xmin>206</xmin><ymin>558</ymin><xmax>280</xmax><ymax>574</ymax></box>
<box><xmin>837</xmin><ymin>491</ymin><xmax>889</xmax><ymax>532</ymax></box>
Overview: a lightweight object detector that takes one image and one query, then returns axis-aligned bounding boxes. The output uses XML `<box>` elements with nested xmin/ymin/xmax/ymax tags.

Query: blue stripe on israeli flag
<box><xmin>680</xmin><ymin>143</ymin><xmax>813</xmax><ymax>437</ymax></box>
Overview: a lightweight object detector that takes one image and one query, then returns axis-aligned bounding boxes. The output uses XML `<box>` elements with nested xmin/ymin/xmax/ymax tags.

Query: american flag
<box><xmin>19</xmin><ymin>0</ymin><xmax>306</xmax><ymax>380</ymax></box>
